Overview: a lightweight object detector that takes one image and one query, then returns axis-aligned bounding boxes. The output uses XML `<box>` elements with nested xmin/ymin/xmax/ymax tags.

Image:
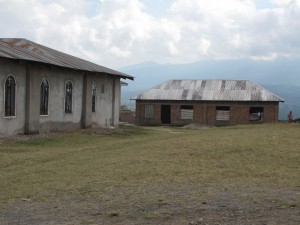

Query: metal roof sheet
<box><xmin>134</xmin><ymin>80</ymin><xmax>284</xmax><ymax>102</ymax></box>
<box><xmin>0</xmin><ymin>38</ymin><xmax>133</xmax><ymax>80</ymax></box>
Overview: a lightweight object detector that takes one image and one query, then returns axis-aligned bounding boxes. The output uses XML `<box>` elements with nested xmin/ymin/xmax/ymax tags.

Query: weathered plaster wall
<box><xmin>0</xmin><ymin>60</ymin><xmax>26</xmax><ymax>135</ymax></box>
<box><xmin>38</xmin><ymin>65</ymin><xmax>84</xmax><ymax>132</ymax></box>
<box><xmin>90</xmin><ymin>75</ymin><xmax>120</xmax><ymax>127</ymax></box>
<box><xmin>0</xmin><ymin>59</ymin><xmax>122</xmax><ymax>135</ymax></box>
<box><xmin>113</xmin><ymin>78</ymin><xmax>121</xmax><ymax>126</ymax></box>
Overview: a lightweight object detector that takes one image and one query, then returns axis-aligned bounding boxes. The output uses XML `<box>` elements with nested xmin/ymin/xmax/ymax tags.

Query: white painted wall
<box><xmin>0</xmin><ymin>59</ymin><xmax>122</xmax><ymax>135</ymax></box>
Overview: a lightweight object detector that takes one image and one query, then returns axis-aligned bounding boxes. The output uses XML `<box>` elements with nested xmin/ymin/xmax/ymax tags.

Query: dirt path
<box><xmin>1</xmin><ymin>184</ymin><xmax>299</xmax><ymax>225</ymax></box>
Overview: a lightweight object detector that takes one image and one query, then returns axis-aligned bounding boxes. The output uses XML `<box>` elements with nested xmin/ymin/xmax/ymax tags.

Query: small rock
<box><xmin>198</xmin><ymin>217</ymin><xmax>204</xmax><ymax>222</ymax></box>
<box><xmin>109</xmin><ymin>212</ymin><xmax>119</xmax><ymax>217</ymax></box>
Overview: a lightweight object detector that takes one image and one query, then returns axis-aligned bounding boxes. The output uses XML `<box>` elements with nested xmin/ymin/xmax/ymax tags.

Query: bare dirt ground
<box><xmin>1</xmin><ymin>182</ymin><xmax>299</xmax><ymax>225</ymax></box>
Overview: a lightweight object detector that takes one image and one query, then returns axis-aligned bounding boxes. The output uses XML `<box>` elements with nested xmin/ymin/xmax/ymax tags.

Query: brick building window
<box><xmin>144</xmin><ymin>104</ymin><xmax>154</xmax><ymax>118</ymax></box>
<box><xmin>216</xmin><ymin>106</ymin><xmax>230</xmax><ymax>121</ymax></box>
<box><xmin>65</xmin><ymin>81</ymin><xmax>72</xmax><ymax>113</ymax></box>
<box><xmin>249</xmin><ymin>107</ymin><xmax>264</xmax><ymax>121</ymax></box>
<box><xmin>5</xmin><ymin>75</ymin><xmax>16</xmax><ymax>117</ymax></box>
<box><xmin>180</xmin><ymin>105</ymin><xmax>193</xmax><ymax>119</ymax></box>
<box><xmin>40</xmin><ymin>79</ymin><xmax>49</xmax><ymax>115</ymax></box>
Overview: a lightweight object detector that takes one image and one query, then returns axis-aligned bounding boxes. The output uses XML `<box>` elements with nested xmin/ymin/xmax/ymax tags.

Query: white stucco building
<box><xmin>0</xmin><ymin>38</ymin><xmax>133</xmax><ymax>135</ymax></box>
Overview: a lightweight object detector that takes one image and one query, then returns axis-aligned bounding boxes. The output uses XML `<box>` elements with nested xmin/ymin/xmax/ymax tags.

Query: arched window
<box><xmin>65</xmin><ymin>81</ymin><xmax>72</xmax><ymax>113</ymax></box>
<box><xmin>92</xmin><ymin>82</ymin><xmax>96</xmax><ymax>112</ymax></box>
<box><xmin>5</xmin><ymin>75</ymin><xmax>16</xmax><ymax>117</ymax></box>
<box><xmin>40</xmin><ymin>79</ymin><xmax>49</xmax><ymax>115</ymax></box>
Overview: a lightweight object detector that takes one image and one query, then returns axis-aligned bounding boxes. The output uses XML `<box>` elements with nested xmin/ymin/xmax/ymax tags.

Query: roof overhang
<box><xmin>0</xmin><ymin>38</ymin><xmax>134</xmax><ymax>80</ymax></box>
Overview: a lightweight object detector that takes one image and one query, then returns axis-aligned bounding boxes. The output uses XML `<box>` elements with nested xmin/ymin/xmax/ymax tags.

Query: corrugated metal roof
<box><xmin>0</xmin><ymin>38</ymin><xmax>133</xmax><ymax>80</ymax></box>
<box><xmin>134</xmin><ymin>80</ymin><xmax>284</xmax><ymax>102</ymax></box>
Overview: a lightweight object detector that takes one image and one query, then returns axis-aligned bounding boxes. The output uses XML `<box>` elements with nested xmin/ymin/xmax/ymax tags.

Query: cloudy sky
<box><xmin>1</xmin><ymin>0</ymin><xmax>300</xmax><ymax>69</ymax></box>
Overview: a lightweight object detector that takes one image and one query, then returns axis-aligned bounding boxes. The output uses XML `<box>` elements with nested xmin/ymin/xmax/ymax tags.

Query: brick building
<box><xmin>134</xmin><ymin>80</ymin><xmax>284</xmax><ymax>126</ymax></box>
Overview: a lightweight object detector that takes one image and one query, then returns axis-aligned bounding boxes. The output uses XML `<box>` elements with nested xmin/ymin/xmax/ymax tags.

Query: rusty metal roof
<box><xmin>134</xmin><ymin>80</ymin><xmax>284</xmax><ymax>102</ymax></box>
<box><xmin>0</xmin><ymin>38</ymin><xmax>133</xmax><ymax>80</ymax></box>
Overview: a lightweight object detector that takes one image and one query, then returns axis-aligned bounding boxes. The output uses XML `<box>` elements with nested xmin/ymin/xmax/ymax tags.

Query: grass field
<box><xmin>0</xmin><ymin>123</ymin><xmax>299</xmax><ymax>224</ymax></box>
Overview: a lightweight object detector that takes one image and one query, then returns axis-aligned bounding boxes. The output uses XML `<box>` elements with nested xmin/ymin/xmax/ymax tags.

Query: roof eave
<box><xmin>0</xmin><ymin>38</ymin><xmax>134</xmax><ymax>80</ymax></box>
<box><xmin>0</xmin><ymin>56</ymin><xmax>134</xmax><ymax>80</ymax></box>
<box><xmin>134</xmin><ymin>98</ymin><xmax>284</xmax><ymax>102</ymax></box>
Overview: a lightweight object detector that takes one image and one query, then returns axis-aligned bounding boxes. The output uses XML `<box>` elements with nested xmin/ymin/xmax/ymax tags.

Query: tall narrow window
<box><xmin>5</xmin><ymin>75</ymin><xmax>16</xmax><ymax>117</ymax></box>
<box><xmin>65</xmin><ymin>81</ymin><xmax>72</xmax><ymax>113</ymax></box>
<box><xmin>40</xmin><ymin>79</ymin><xmax>49</xmax><ymax>115</ymax></box>
<box><xmin>92</xmin><ymin>82</ymin><xmax>96</xmax><ymax>112</ymax></box>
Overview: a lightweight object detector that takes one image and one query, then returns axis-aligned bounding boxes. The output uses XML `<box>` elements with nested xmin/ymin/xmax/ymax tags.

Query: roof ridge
<box><xmin>133</xmin><ymin>79</ymin><xmax>284</xmax><ymax>102</ymax></box>
<box><xmin>0</xmin><ymin>38</ymin><xmax>133</xmax><ymax>80</ymax></box>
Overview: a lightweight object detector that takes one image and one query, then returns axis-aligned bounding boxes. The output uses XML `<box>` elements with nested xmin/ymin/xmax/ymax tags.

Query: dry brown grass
<box><xmin>0</xmin><ymin>123</ymin><xmax>299</xmax><ymax>224</ymax></box>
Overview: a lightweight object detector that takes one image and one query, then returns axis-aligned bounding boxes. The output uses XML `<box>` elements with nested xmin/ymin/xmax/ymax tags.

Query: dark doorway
<box><xmin>161</xmin><ymin>105</ymin><xmax>171</xmax><ymax>124</ymax></box>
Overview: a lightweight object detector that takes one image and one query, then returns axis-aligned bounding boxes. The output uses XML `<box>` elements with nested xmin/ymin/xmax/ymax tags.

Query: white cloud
<box><xmin>251</xmin><ymin>52</ymin><xmax>278</xmax><ymax>61</ymax></box>
<box><xmin>109</xmin><ymin>46</ymin><xmax>131</xmax><ymax>58</ymax></box>
<box><xmin>0</xmin><ymin>0</ymin><xmax>300</xmax><ymax>68</ymax></box>
<box><xmin>271</xmin><ymin>0</ymin><xmax>300</xmax><ymax>6</ymax></box>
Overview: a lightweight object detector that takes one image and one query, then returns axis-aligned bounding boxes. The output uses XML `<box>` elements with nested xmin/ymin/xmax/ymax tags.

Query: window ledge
<box><xmin>4</xmin><ymin>116</ymin><xmax>16</xmax><ymax>119</ymax></box>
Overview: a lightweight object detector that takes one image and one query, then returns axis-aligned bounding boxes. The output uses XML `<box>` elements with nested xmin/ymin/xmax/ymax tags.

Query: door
<box><xmin>161</xmin><ymin>105</ymin><xmax>171</xmax><ymax>124</ymax></box>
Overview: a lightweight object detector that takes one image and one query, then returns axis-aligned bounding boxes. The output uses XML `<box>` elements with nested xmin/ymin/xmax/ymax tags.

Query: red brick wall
<box><xmin>135</xmin><ymin>102</ymin><xmax>162</xmax><ymax>125</ymax></box>
<box><xmin>264</xmin><ymin>104</ymin><xmax>279</xmax><ymax>122</ymax></box>
<box><xmin>120</xmin><ymin>110</ymin><xmax>136</xmax><ymax>124</ymax></box>
<box><xmin>136</xmin><ymin>100</ymin><xmax>280</xmax><ymax>126</ymax></box>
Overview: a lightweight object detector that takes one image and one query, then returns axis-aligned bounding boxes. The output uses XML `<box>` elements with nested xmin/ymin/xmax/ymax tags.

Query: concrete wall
<box><xmin>37</xmin><ymin>65</ymin><xmax>83</xmax><ymax>132</ymax></box>
<box><xmin>136</xmin><ymin>100</ymin><xmax>280</xmax><ymax>126</ymax></box>
<box><xmin>89</xmin><ymin>75</ymin><xmax>120</xmax><ymax>127</ymax></box>
<box><xmin>0</xmin><ymin>58</ymin><xmax>122</xmax><ymax>135</ymax></box>
<box><xmin>0</xmin><ymin>60</ymin><xmax>26</xmax><ymax>135</ymax></box>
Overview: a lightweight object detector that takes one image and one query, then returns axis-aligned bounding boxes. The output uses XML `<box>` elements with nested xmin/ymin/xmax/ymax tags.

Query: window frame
<box><xmin>40</xmin><ymin>78</ymin><xmax>50</xmax><ymax>116</ymax></box>
<box><xmin>65</xmin><ymin>81</ymin><xmax>73</xmax><ymax>113</ymax></box>
<box><xmin>4</xmin><ymin>74</ymin><xmax>16</xmax><ymax>118</ymax></box>
<box><xmin>144</xmin><ymin>104</ymin><xmax>155</xmax><ymax>119</ymax></box>
<box><xmin>92</xmin><ymin>82</ymin><xmax>96</xmax><ymax>113</ymax></box>
<box><xmin>180</xmin><ymin>105</ymin><xmax>194</xmax><ymax>120</ymax></box>
<box><xmin>249</xmin><ymin>107</ymin><xmax>264</xmax><ymax>121</ymax></box>
<box><xmin>216</xmin><ymin>106</ymin><xmax>230</xmax><ymax>121</ymax></box>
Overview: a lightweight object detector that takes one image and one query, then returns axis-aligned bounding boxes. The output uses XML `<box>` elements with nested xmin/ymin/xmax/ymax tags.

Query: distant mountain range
<box><xmin>119</xmin><ymin>59</ymin><xmax>300</xmax><ymax>120</ymax></box>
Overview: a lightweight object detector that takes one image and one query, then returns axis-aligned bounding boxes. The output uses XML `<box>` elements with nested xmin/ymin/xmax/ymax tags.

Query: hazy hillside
<box><xmin>264</xmin><ymin>85</ymin><xmax>300</xmax><ymax>120</ymax></box>
<box><xmin>120</xmin><ymin>59</ymin><xmax>300</xmax><ymax>120</ymax></box>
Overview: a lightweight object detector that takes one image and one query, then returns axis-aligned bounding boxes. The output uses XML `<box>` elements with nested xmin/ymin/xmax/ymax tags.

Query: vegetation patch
<box><xmin>0</xmin><ymin>123</ymin><xmax>299</xmax><ymax>224</ymax></box>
